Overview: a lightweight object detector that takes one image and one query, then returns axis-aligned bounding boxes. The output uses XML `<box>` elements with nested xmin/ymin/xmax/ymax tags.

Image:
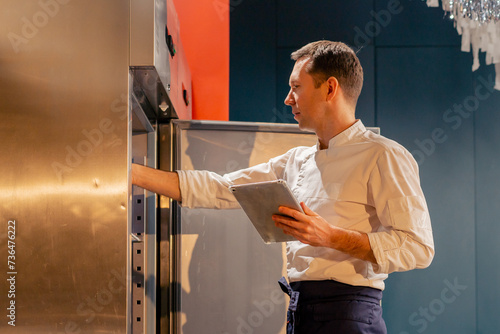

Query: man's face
<box><xmin>284</xmin><ymin>58</ymin><xmax>326</xmax><ymax>132</ymax></box>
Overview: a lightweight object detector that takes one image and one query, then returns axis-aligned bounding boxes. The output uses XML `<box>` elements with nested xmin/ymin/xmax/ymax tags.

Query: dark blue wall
<box><xmin>230</xmin><ymin>1</ymin><xmax>500</xmax><ymax>333</ymax></box>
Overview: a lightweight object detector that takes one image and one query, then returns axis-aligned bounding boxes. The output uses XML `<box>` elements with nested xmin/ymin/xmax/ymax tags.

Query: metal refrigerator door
<box><xmin>159</xmin><ymin>120</ymin><xmax>317</xmax><ymax>334</ymax></box>
<box><xmin>0</xmin><ymin>1</ymin><xmax>130</xmax><ymax>333</ymax></box>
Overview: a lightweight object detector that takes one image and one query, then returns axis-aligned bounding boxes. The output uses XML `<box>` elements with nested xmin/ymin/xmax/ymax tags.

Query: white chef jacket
<box><xmin>177</xmin><ymin>120</ymin><xmax>434</xmax><ymax>290</ymax></box>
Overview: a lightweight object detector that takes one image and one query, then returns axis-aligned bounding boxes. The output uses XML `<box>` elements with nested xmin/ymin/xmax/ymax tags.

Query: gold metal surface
<box><xmin>0</xmin><ymin>0</ymin><xmax>130</xmax><ymax>332</ymax></box>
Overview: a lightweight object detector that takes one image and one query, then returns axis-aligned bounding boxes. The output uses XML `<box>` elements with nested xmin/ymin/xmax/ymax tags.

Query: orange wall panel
<box><xmin>173</xmin><ymin>0</ymin><xmax>229</xmax><ymax>121</ymax></box>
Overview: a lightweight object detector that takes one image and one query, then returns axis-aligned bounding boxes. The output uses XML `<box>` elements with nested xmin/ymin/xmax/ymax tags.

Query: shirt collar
<box><xmin>315</xmin><ymin>120</ymin><xmax>366</xmax><ymax>151</ymax></box>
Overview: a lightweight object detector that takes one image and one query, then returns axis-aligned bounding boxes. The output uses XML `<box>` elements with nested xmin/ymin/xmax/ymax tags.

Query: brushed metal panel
<box><xmin>165</xmin><ymin>120</ymin><xmax>317</xmax><ymax>334</ymax></box>
<box><xmin>130</xmin><ymin>0</ymin><xmax>170</xmax><ymax>93</ymax></box>
<box><xmin>0</xmin><ymin>0</ymin><xmax>129</xmax><ymax>332</ymax></box>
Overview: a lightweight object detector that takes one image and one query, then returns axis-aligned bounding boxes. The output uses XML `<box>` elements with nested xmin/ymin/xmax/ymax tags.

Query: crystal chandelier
<box><xmin>427</xmin><ymin>0</ymin><xmax>500</xmax><ymax>90</ymax></box>
<box><xmin>442</xmin><ymin>0</ymin><xmax>500</xmax><ymax>24</ymax></box>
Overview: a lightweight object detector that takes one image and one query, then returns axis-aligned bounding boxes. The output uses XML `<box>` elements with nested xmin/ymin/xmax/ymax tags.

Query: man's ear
<box><xmin>325</xmin><ymin>76</ymin><xmax>339</xmax><ymax>101</ymax></box>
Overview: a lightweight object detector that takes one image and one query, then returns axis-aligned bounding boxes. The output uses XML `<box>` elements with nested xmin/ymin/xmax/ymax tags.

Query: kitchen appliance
<box><xmin>0</xmin><ymin>1</ymin><xmax>378</xmax><ymax>333</ymax></box>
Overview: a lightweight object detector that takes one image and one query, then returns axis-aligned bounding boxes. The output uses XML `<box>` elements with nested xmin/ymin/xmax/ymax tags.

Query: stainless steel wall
<box><xmin>0</xmin><ymin>1</ymin><xmax>130</xmax><ymax>332</ymax></box>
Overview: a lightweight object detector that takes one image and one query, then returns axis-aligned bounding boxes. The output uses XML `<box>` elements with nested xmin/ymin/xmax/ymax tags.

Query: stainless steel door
<box><xmin>159</xmin><ymin>120</ymin><xmax>317</xmax><ymax>334</ymax></box>
<box><xmin>0</xmin><ymin>1</ymin><xmax>130</xmax><ymax>332</ymax></box>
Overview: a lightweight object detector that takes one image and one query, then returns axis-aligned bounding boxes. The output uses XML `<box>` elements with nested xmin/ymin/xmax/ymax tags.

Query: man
<box><xmin>132</xmin><ymin>40</ymin><xmax>434</xmax><ymax>334</ymax></box>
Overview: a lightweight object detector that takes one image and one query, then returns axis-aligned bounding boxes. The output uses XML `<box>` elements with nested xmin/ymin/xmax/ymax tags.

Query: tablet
<box><xmin>229</xmin><ymin>179</ymin><xmax>303</xmax><ymax>243</ymax></box>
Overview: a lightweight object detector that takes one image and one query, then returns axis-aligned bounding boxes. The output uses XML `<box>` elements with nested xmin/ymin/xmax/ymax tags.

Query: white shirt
<box><xmin>177</xmin><ymin>120</ymin><xmax>434</xmax><ymax>290</ymax></box>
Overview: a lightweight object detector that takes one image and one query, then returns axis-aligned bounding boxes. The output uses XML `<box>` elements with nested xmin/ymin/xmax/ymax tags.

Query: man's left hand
<box><xmin>272</xmin><ymin>202</ymin><xmax>377</xmax><ymax>263</ymax></box>
<box><xmin>272</xmin><ymin>202</ymin><xmax>335</xmax><ymax>247</ymax></box>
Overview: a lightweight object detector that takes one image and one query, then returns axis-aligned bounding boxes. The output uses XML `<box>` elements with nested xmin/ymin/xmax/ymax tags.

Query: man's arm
<box><xmin>272</xmin><ymin>202</ymin><xmax>377</xmax><ymax>264</ymax></box>
<box><xmin>131</xmin><ymin>163</ymin><xmax>182</xmax><ymax>202</ymax></box>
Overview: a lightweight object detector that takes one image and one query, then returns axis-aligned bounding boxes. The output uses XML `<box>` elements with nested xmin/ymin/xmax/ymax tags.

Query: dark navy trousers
<box><xmin>279</xmin><ymin>277</ymin><xmax>387</xmax><ymax>334</ymax></box>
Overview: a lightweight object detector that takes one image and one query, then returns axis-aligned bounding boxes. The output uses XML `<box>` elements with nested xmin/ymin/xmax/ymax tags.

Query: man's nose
<box><xmin>284</xmin><ymin>90</ymin><xmax>294</xmax><ymax>106</ymax></box>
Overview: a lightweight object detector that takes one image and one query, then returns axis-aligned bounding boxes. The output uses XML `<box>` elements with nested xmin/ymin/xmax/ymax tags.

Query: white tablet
<box><xmin>229</xmin><ymin>179</ymin><xmax>303</xmax><ymax>243</ymax></box>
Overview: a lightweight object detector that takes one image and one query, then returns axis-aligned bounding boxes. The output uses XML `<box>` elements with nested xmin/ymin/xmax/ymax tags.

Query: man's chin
<box><xmin>296</xmin><ymin>120</ymin><xmax>311</xmax><ymax>131</ymax></box>
<box><xmin>294</xmin><ymin>115</ymin><xmax>304</xmax><ymax>128</ymax></box>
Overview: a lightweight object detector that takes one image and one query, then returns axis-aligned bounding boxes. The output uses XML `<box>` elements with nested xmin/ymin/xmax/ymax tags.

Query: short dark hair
<box><xmin>291</xmin><ymin>41</ymin><xmax>363</xmax><ymax>106</ymax></box>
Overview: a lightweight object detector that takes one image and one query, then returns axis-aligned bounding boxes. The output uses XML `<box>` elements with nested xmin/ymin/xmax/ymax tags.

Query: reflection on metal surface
<box><xmin>0</xmin><ymin>182</ymin><xmax>128</xmax><ymax>200</ymax></box>
<box><xmin>0</xmin><ymin>0</ymin><xmax>129</xmax><ymax>332</ymax></box>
